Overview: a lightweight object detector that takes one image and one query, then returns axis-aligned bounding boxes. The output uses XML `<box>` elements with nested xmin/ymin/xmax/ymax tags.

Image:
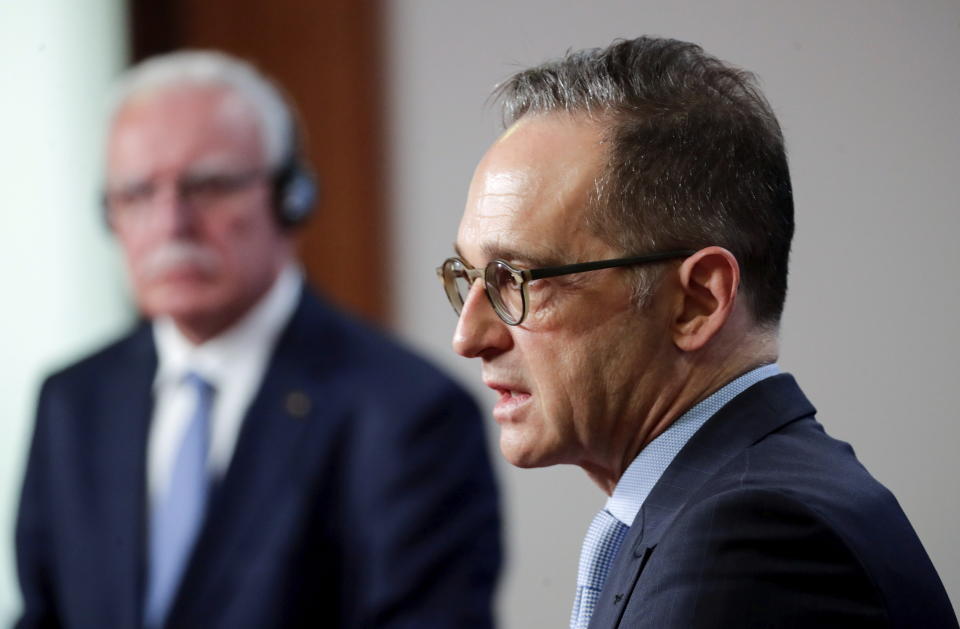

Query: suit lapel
<box><xmin>97</xmin><ymin>325</ymin><xmax>155</xmax><ymax>627</ymax></box>
<box><xmin>167</xmin><ymin>291</ymin><xmax>344</xmax><ymax>624</ymax></box>
<box><xmin>588</xmin><ymin>374</ymin><xmax>817</xmax><ymax>629</ymax></box>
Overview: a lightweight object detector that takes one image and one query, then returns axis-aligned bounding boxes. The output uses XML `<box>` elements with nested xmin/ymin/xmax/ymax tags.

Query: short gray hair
<box><xmin>495</xmin><ymin>37</ymin><xmax>794</xmax><ymax>326</ymax></box>
<box><xmin>106</xmin><ymin>50</ymin><xmax>294</xmax><ymax>169</ymax></box>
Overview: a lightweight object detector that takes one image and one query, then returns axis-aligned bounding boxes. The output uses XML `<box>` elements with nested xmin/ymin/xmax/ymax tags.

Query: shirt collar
<box><xmin>605</xmin><ymin>363</ymin><xmax>781</xmax><ymax>526</ymax></box>
<box><xmin>153</xmin><ymin>264</ymin><xmax>302</xmax><ymax>391</ymax></box>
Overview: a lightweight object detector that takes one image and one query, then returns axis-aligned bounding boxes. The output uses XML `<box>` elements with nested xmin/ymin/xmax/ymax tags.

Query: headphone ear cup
<box><xmin>273</xmin><ymin>162</ymin><xmax>318</xmax><ymax>228</ymax></box>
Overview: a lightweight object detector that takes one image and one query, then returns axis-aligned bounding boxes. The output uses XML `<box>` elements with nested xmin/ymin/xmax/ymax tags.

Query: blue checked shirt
<box><xmin>571</xmin><ymin>364</ymin><xmax>781</xmax><ymax>629</ymax></box>
<box><xmin>606</xmin><ymin>363</ymin><xmax>781</xmax><ymax>527</ymax></box>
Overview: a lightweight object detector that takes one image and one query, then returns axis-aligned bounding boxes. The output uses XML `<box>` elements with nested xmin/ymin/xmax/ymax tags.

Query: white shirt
<box><xmin>147</xmin><ymin>265</ymin><xmax>302</xmax><ymax>509</ymax></box>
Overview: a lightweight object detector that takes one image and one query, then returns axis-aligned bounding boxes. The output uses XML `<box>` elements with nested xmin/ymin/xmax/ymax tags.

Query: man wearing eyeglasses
<box><xmin>441</xmin><ymin>37</ymin><xmax>957</xmax><ymax>628</ymax></box>
<box><xmin>16</xmin><ymin>51</ymin><xmax>501</xmax><ymax>629</ymax></box>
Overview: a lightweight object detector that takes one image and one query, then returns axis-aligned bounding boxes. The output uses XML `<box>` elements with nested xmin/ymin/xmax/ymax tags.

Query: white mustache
<box><xmin>140</xmin><ymin>241</ymin><xmax>219</xmax><ymax>280</ymax></box>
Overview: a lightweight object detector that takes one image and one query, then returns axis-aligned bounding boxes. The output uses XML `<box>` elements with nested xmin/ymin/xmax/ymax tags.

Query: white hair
<box><xmin>106</xmin><ymin>50</ymin><xmax>294</xmax><ymax>169</ymax></box>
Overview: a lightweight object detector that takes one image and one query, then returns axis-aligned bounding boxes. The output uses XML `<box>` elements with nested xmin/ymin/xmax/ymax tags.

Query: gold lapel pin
<box><xmin>284</xmin><ymin>391</ymin><xmax>312</xmax><ymax>418</ymax></box>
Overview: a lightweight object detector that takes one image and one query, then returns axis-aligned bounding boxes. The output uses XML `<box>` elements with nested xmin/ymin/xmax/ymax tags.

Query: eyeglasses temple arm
<box><xmin>526</xmin><ymin>249</ymin><xmax>696</xmax><ymax>280</ymax></box>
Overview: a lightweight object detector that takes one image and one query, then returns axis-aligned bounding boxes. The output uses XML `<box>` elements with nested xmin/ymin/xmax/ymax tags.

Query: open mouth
<box><xmin>495</xmin><ymin>388</ymin><xmax>530</xmax><ymax>402</ymax></box>
<box><xmin>487</xmin><ymin>384</ymin><xmax>532</xmax><ymax>421</ymax></box>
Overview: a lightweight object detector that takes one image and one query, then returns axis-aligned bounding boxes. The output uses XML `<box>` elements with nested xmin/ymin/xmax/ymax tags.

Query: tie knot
<box><xmin>577</xmin><ymin>509</ymin><xmax>629</xmax><ymax>590</ymax></box>
<box><xmin>183</xmin><ymin>371</ymin><xmax>215</xmax><ymax>401</ymax></box>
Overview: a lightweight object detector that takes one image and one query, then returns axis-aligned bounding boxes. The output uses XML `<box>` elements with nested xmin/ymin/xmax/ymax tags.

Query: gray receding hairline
<box><xmin>105</xmin><ymin>50</ymin><xmax>293</xmax><ymax>170</ymax></box>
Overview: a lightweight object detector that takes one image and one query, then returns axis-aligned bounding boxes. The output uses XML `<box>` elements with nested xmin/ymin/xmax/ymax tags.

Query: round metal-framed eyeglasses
<box><xmin>436</xmin><ymin>249</ymin><xmax>695</xmax><ymax>326</ymax></box>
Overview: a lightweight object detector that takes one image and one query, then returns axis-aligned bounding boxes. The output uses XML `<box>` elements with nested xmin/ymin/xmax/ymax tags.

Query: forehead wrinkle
<box><xmin>473</xmin><ymin>192</ymin><xmax>527</xmax><ymax>221</ymax></box>
<box><xmin>473</xmin><ymin>169</ymin><xmax>534</xmax><ymax>209</ymax></box>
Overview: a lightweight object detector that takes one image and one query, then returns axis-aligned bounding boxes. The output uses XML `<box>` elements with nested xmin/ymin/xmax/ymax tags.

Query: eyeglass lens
<box><xmin>486</xmin><ymin>261</ymin><xmax>523</xmax><ymax>324</ymax></box>
<box><xmin>105</xmin><ymin>171</ymin><xmax>265</xmax><ymax>222</ymax></box>
<box><xmin>450</xmin><ymin>267</ymin><xmax>473</xmax><ymax>314</ymax></box>
<box><xmin>442</xmin><ymin>258</ymin><xmax>525</xmax><ymax>325</ymax></box>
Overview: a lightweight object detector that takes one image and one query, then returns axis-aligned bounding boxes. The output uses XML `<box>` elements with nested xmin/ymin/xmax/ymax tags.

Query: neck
<box><xmin>585</xmin><ymin>324</ymin><xmax>779</xmax><ymax>495</ymax></box>
<box><xmin>174</xmin><ymin>311</ymin><xmax>244</xmax><ymax>345</ymax></box>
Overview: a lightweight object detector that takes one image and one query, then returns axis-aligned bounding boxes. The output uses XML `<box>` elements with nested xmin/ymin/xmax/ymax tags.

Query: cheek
<box><xmin>535</xmin><ymin>335</ymin><xmax>608</xmax><ymax>410</ymax></box>
<box><xmin>524</xmin><ymin>288</ymin><xmax>564</xmax><ymax>328</ymax></box>
<box><xmin>218</xmin><ymin>206</ymin><xmax>278</xmax><ymax>254</ymax></box>
<box><xmin>195</xmin><ymin>221</ymin><xmax>257</xmax><ymax>274</ymax></box>
<box><xmin>115</xmin><ymin>231</ymin><xmax>153</xmax><ymax>275</ymax></box>
<box><xmin>527</xmin><ymin>341</ymin><xmax>581</xmax><ymax>416</ymax></box>
<box><xmin>208</xmin><ymin>210</ymin><xmax>286</xmax><ymax>291</ymax></box>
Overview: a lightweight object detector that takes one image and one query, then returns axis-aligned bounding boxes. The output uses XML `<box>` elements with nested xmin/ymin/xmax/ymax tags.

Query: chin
<box><xmin>141</xmin><ymin>295</ymin><xmax>233</xmax><ymax>334</ymax></box>
<box><xmin>141</xmin><ymin>280</ymin><xmax>219</xmax><ymax>312</ymax></box>
<box><xmin>498</xmin><ymin>428</ymin><xmax>558</xmax><ymax>469</ymax></box>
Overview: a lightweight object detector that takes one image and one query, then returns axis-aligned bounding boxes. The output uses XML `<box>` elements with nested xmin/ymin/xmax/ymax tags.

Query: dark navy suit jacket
<box><xmin>15</xmin><ymin>289</ymin><xmax>501</xmax><ymax>628</ymax></box>
<box><xmin>589</xmin><ymin>374</ymin><xmax>957</xmax><ymax>629</ymax></box>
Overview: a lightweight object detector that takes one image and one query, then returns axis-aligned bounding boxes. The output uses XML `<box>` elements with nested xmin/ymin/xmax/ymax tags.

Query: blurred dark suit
<box><xmin>16</xmin><ymin>288</ymin><xmax>502</xmax><ymax>628</ymax></box>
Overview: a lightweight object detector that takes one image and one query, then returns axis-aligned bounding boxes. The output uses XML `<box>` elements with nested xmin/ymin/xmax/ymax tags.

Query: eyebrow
<box><xmin>453</xmin><ymin>242</ymin><xmax>566</xmax><ymax>269</ymax></box>
<box><xmin>106</xmin><ymin>162</ymin><xmax>259</xmax><ymax>188</ymax></box>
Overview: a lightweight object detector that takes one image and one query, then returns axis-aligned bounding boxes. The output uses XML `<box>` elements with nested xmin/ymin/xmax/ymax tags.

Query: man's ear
<box><xmin>672</xmin><ymin>246</ymin><xmax>740</xmax><ymax>352</ymax></box>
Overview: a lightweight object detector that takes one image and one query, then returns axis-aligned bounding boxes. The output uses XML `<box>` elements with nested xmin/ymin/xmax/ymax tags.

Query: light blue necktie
<box><xmin>570</xmin><ymin>509</ymin><xmax>629</xmax><ymax>629</ymax></box>
<box><xmin>144</xmin><ymin>372</ymin><xmax>214</xmax><ymax>629</ymax></box>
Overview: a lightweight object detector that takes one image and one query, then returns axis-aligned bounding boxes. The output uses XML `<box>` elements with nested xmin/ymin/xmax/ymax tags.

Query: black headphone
<box><xmin>270</xmin><ymin>129</ymin><xmax>318</xmax><ymax>229</ymax></box>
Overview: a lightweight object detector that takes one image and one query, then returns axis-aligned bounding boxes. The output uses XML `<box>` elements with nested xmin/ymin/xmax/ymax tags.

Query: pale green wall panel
<box><xmin>0</xmin><ymin>0</ymin><xmax>131</xmax><ymax>623</ymax></box>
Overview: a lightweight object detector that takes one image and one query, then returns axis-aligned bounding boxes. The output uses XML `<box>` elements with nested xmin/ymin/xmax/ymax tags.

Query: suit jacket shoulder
<box><xmin>285</xmin><ymin>289</ymin><xmax>470</xmax><ymax>403</ymax></box>
<box><xmin>40</xmin><ymin>321</ymin><xmax>155</xmax><ymax>407</ymax></box>
<box><xmin>17</xmin><ymin>322</ymin><xmax>155</xmax><ymax>629</ymax></box>
<box><xmin>591</xmin><ymin>374</ymin><xmax>958</xmax><ymax>629</ymax></box>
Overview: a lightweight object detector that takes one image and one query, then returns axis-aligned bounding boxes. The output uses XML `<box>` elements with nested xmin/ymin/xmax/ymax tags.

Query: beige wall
<box><xmin>385</xmin><ymin>1</ymin><xmax>960</xmax><ymax>626</ymax></box>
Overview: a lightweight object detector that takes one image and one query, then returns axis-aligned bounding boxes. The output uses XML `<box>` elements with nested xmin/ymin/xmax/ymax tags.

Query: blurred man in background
<box><xmin>439</xmin><ymin>36</ymin><xmax>957</xmax><ymax>628</ymax></box>
<box><xmin>16</xmin><ymin>50</ymin><xmax>501</xmax><ymax>629</ymax></box>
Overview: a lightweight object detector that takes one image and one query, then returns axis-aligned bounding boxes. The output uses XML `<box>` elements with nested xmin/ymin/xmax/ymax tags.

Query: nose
<box><xmin>149</xmin><ymin>183</ymin><xmax>197</xmax><ymax>238</ymax></box>
<box><xmin>452</xmin><ymin>279</ymin><xmax>513</xmax><ymax>358</ymax></box>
